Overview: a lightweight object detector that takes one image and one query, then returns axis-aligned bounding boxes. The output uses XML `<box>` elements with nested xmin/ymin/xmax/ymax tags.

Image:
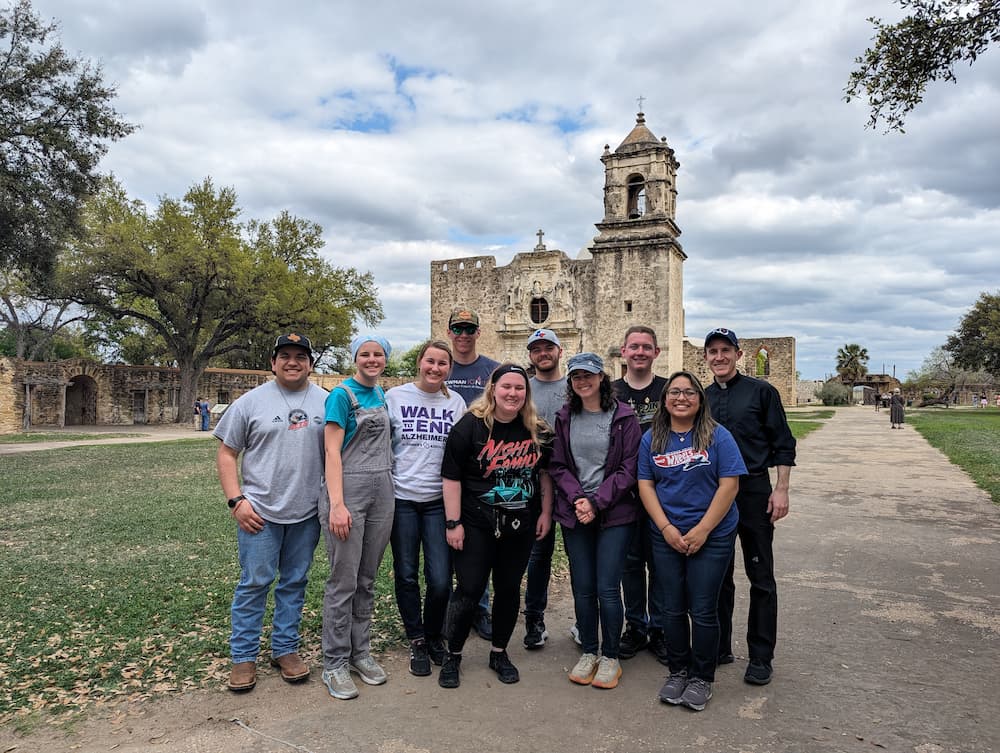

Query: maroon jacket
<box><xmin>549</xmin><ymin>400</ymin><xmax>641</xmax><ymax>529</ymax></box>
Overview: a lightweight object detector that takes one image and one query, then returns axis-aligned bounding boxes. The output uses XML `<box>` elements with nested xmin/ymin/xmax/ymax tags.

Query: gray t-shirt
<box><xmin>213</xmin><ymin>380</ymin><xmax>328</xmax><ymax>524</ymax></box>
<box><xmin>530</xmin><ymin>375</ymin><xmax>568</xmax><ymax>430</ymax></box>
<box><xmin>568</xmin><ymin>407</ymin><xmax>613</xmax><ymax>497</ymax></box>
<box><xmin>386</xmin><ymin>382</ymin><xmax>467</xmax><ymax>502</ymax></box>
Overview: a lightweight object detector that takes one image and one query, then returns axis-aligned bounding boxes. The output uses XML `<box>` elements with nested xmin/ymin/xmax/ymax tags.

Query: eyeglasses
<box><xmin>666</xmin><ymin>389</ymin><xmax>699</xmax><ymax>398</ymax></box>
<box><xmin>450</xmin><ymin>324</ymin><xmax>477</xmax><ymax>335</ymax></box>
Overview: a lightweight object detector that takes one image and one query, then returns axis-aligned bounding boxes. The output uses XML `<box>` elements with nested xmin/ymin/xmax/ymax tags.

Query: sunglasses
<box><xmin>450</xmin><ymin>324</ymin><xmax>477</xmax><ymax>335</ymax></box>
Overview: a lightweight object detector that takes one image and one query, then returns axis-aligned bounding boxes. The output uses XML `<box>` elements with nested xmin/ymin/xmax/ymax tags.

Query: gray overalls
<box><xmin>320</xmin><ymin>384</ymin><xmax>395</xmax><ymax>668</ymax></box>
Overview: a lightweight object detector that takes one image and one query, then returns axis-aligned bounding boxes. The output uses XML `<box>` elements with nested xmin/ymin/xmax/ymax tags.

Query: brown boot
<box><xmin>228</xmin><ymin>661</ymin><xmax>257</xmax><ymax>692</ymax></box>
<box><xmin>270</xmin><ymin>652</ymin><xmax>310</xmax><ymax>683</ymax></box>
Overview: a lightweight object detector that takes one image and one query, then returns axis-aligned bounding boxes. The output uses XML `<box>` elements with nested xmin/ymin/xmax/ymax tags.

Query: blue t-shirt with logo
<box><xmin>637</xmin><ymin>424</ymin><xmax>746</xmax><ymax>537</ymax></box>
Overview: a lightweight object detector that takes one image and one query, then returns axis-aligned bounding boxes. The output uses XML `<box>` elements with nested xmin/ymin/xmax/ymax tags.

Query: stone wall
<box><xmin>682</xmin><ymin>337</ymin><xmax>797</xmax><ymax>407</ymax></box>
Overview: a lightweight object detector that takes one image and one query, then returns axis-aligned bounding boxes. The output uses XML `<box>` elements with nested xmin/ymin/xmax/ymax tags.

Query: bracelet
<box><xmin>659</xmin><ymin>522</ymin><xmax>671</xmax><ymax>532</ymax></box>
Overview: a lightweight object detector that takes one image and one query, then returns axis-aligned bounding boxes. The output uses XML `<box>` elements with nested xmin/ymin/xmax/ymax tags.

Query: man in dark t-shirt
<box><xmin>611</xmin><ymin>325</ymin><xmax>668</xmax><ymax>664</ymax></box>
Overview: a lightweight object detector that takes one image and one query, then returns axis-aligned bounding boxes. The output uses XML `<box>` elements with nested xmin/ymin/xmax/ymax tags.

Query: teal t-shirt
<box><xmin>324</xmin><ymin>377</ymin><xmax>386</xmax><ymax>448</ymax></box>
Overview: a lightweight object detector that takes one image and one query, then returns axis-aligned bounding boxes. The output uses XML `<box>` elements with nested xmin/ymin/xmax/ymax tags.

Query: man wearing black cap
<box><xmin>703</xmin><ymin>328</ymin><xmax>795</xmax><ymax>686</ymax></box>
<box><xmin>213</xmin><ymin>333</ymin><xmax>328</xmax><ymax>692</ymax></box>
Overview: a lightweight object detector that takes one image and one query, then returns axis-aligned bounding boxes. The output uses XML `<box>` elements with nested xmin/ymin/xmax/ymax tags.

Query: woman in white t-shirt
<box><xmin>386</xmin><ymin>340</ymin><xmax>467</xmax><ymax>677</ymax></box>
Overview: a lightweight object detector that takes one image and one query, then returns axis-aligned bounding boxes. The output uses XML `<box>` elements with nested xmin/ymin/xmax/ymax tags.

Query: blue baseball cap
<box><xmin>566</xmin><ymin>352</ymin><xmax>604</xmax><ymax>374</ymax></box>
<box><xmin>705</xmin><ymin>328</ymin><xmax>739</xmax><ymax>348</ymax></box>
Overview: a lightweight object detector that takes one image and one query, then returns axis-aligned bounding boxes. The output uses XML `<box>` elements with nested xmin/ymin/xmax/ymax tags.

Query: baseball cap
<box><xmin>448</xmin><ymin>307</ymin><xmax>480</xmax><ymax>327</ymax></box>
<box><xmin>527</xmin><ymin>328</ymin><xmax>561</xmax><ymax>348</ymax></box>
<box><xmin>272</xmin><ymin>332</ymin><xmax>314</xmax><ymax>360</ymax></box>
<box><xmin>566</xmin><ymin>352</ymin><xmax>604</xmax><ymax>375</ymax></box>
<box><xmin>704</xmin><ymin>328</ymin><xmax>739</xmax><ymax>348</ymax></box>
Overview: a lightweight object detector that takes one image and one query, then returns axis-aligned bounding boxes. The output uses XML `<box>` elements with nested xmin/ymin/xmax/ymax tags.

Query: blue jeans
<box><xmin>622</xmin><ymin>506</ymin><xmax>662</xmax><ymax>632</ymax></box>
<box><xmin>561</xmin><ymin>522</ymin><xmax>633</xmax><ymax>658</ymax></box>
<box><xmin>230</xmin><ymin>515</ymin><xmax>321</xmax><ymax>663</ymax></box>
<box><xmin>650</xmin><ymin>528</ymin><xmax>736</xmax><ymax>682</ymax></box>
<box><xmin>390</xmin><ymin>498</ymin><xmax>451</xmax><ymax>642</ymax></box>
<box><xmin>524</xmin><ymin>523</ymin><xmax>556</xmax><ymax>619</ymax></box>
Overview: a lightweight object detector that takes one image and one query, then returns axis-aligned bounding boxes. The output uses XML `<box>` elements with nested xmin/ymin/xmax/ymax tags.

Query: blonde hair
<box><xmin>415</xmin><ymin>339</ymin><xmax>454</xmax><ymax>397</ymax></box>
<box><xmin>649</xmin><ymin>371</ymin><xmax>718</xmax><ymax>453</ymax></box>
<box><xmin>469</xmin><ymin>362</ymin><xmax>545</xmax><ymax>447</ymax></box>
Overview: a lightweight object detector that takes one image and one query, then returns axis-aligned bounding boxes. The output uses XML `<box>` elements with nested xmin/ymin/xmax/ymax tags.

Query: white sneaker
<box><xmin>322</xmin><ymin>666</ymin><xmax>359</xmax><ymax>699</ymax></box>
<box><xmin>570</xmin><ymin>624</ymin><xmax>582</xmax><ymax>646</ymax></box>
<box><xmin>349</xmin><ymin>655</ymin><xmax>387</xmax><ymax>685</ymax></box>
<box><xmin>591</xmin><ymin>656</ymin><xmax>622</xmax><ymax>689</ymax></box>
<box><xmin>569</xmin><ymin>652</ymin><xmax>599</xmax><ymax>685</ymax></box>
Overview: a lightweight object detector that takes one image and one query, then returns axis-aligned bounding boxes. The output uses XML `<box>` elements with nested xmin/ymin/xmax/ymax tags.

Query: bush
<box><xmin>815</xmin><ymin>381</ymin><xmax>851</xmax><ymax>406</ymax></box>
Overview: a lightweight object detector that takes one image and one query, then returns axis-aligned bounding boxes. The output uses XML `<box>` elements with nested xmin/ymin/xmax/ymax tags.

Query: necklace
<box><xmin>671</xmin><ymin>428</ymin><xmax>692</xmax><ymax>443</ymax></box>
<box><xmin>276</xmin><ymin>382</ymin><xmax>310</xmax><ymax>418</ymax></box>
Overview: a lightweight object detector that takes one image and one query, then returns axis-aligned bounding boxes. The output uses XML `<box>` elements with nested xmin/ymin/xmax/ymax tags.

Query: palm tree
<box><xmin>836</xmin><ymin>343</ymin><xmax>870</xmax><ymax>383</ymax></box>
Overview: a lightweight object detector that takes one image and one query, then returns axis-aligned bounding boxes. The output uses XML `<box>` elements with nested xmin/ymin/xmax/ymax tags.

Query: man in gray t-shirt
<box><xmin>213</xmin><ymin>333</ymin><xmax>327</xmax><ymax>693</ymax></box>
<box><xmin>523</xmin><ymin>328</ymin><xmax>568</xmax><ymax>650</ymax></box>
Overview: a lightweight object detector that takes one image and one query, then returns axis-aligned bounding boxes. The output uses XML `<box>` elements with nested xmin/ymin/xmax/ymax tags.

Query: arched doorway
<box><xmin>65</xmin><ymin>375</ymin><xmax>98</xmax><ymax>426</ymax></box>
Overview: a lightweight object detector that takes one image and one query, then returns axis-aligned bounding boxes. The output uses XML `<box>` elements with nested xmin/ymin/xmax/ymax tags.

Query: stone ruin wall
<box><xmin>682</xmin><ymin>337</ymin><xmax>797</xmax><ymax>407</ymax></box>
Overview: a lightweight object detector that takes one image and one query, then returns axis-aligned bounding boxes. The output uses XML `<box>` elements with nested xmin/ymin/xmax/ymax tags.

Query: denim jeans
<box><xmin>622</xmin><ymin>506</ymin><xmax>662</xmax><ymax>632</ymax></box>
<box><xmin>390</xmin><ymin>497</ymin><xmax>451</xmax><ymax>642</ymax></box>
<box><xmin>561</xmin><ymin>522</ymin><xmax>633</xmax><ymax>658</ymax></box>
<box><xmin>524</xmin><ymin>524</ymin><xmax>556</xmax><ymax>619</ymax></box>
<box><xmin>230</xmin><ymin>515</ymin><xmax>321</xmax><ymax>663</ymax></box>
<box><xmin>650</xmin><ymin>528</ymin><xmax>736</xmax><ymax>682</ymax></box>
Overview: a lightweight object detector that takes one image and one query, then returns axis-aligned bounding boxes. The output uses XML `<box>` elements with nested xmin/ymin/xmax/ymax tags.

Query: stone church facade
<box><xmin>431</xmin><ymin>113</ymin><xmax>796</xmax><ymax>405</ymax></box>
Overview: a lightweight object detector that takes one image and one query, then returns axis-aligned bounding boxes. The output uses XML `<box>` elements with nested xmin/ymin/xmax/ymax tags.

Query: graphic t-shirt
<box><xmin>637</xmin><ymin>425</ymin><xmax>746</xmax><ymax>538</ymax></box>
<box><xmin>441</xmin><ymin>413</ymin><xmax>549</xmax><ymax>529</ymax></box>
<box><xmin>612</xmin><ymin>376</ymin><xmax>668</xmax><ymax>429</ymax></box>
<box><xmin>386</xmin><ymin>382</ymin><xmax>467</xmax><ymax>502</ymax></box>
<box><xmin>446</xmin><ymin>355</ymin><xmax>500</xmax><ymax>406</ymax></box>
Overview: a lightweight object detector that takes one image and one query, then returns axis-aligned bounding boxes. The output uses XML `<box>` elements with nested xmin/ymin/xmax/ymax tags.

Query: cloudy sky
<box><xmin>32</xmin><ymin>0</ymin><xmax>1000</xmax><ymax>379</ymax></box>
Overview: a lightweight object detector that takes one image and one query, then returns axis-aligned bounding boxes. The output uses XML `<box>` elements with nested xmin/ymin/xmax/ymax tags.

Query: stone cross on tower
<box><xmin>534</xmin><ymin>228</ymin><xmax>546</xmax><ymax>251</ymax></box>
<box><xmin>637</xmin><ymin>95</ymin><xmax>645</xmax><ymax>112</ymax></box>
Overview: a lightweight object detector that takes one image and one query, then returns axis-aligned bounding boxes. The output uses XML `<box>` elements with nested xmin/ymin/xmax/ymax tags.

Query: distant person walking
<box><xmin>194</xmin><ymin>399</ymin><xmax>202</xmax><ymax>430</ymax></box>
<box><xmin>890</xmin><ymin>388</ymin><xmax>905</xmax><ymax>429</ymax></box>
<box><xmin>200</xmin><ymin>397</ymin><xmax>211</xmax><ymax>431</ymax></box>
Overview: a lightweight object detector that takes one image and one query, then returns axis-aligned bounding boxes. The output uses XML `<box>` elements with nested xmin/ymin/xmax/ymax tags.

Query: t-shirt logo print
<box><xmin>288</xmin><ymin>408</ymin><xmax>309</xmax><ymax>430</ymax></box>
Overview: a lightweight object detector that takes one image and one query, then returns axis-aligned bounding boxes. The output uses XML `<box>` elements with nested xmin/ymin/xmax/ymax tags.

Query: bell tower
<box><xmin>590</xmin><ymin>110</ymin><xmax>686</xmax><ymax>374</ymax></box>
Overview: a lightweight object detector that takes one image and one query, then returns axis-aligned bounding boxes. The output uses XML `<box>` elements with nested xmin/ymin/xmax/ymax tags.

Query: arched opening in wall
<box><xmin>65</xmin><ymin>375</ymin><xmax>98</xmax><ymax>426</ymax></box>
<box><xmin>530</xmin><ymin>297</ymin><xmax>549</xmax><ymax>324</ymax></box>
<box><xmin>627</xmin><ymin>174</ymin><xmax>646</xmax><ymax>219</ymax></box>
<box><xmin>755</xmin><ymin>347</ymin><xmax>770</xmax><ymax>377</ymax></box>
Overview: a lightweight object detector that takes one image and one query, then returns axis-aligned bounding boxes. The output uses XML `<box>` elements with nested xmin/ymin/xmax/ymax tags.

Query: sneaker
<box><xmin>744</xmin><ymin>659</ymin><xmax>772</xmax><ymax>686</ymax></box>
<box><xmin>322</xmin><ymin>666</ymin><xmax>359</xmax><ymax>700</ymax></box>
<box><xmin>228</xmin><ymin>661</ymin><xmax>257</xmax><ymax>692</ymax></box>
<box><xmin>438</xmin><ymin>653</ymin><xmax>462</xmax><ymax>689</ymax></box>
<box><xmin>473</xmin><ymin>611</ymin><xmax>493</xmax><ymax>641</ymax></box>
<box><xmin>647</xmin><ymin>629</ymin><xmax>670</xmax><ymax>666</ymax></box>
<box><xmin>488</xmin><ymin>649</ymin><xmax>520</xmax><ymax>684</ymax></box>
<box><xmin>409</xmin><ymin>640</ymin><xmax>431</xmax><ymax>677</ymax></box>
<box><xmin>568</xmin><ymin>652</ymin><xmax>600</xmax><ymax>685</ymax></box>
<box><xmin>618</xmin><ymin>624</ymin><xmax>648</xmax><ymax>659</ymax></box>
<box><xmin>349</xmin><ymin>655</ymin><xmax>387</xmax><ymax>686</ymax></box>
<box><xmin>591</xmin><ymin>656</ymin><xmax>622</xmax><ymax>689</ymax></box>
<box><xmin>570</xmin><ymin>624</ymin><xmax>582</xmax><ymax>646</ymax></box>
<box><xmin>427</xmin><ymin>637</ymin><xmax>447</xmax><ymax>666</ymax></box>
<box><xmin>717</xmin><ymin>652</ymin><xmax>735</xmax><ymax>665</ymax></box>
<box><xmin>658</xmin><ymin>669</ymin><xmax>688</xmax><ymax>705</ymax></box>
<box><xmin>680</xmin><ymin>677</ymin><xmax>713</xmax><ymax>711</ymax></box>
<box><xmin>524</xmin><ymin>616</ymin><xmax>548</xmax><ymax>650</ymax></box>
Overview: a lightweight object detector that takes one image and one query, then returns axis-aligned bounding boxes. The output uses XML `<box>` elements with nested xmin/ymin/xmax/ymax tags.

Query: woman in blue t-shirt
<box><xmin>637</xmin><ymin>370</ymin><xmax>746</xmax><ymax>712</ymax></box>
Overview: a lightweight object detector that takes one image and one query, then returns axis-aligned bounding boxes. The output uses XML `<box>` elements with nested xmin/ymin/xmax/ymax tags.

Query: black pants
<box><xmin>446</xmin><ymin>519</ymin><xmax>535</xmax><ymax>654</ymax></box>
<box><xmin>717</xmin><ymin>474</ymin><xmax>777</xmax><ymax>663</ymax></box>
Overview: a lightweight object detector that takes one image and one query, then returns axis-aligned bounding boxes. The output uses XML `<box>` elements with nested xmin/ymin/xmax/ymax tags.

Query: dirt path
<box><xmin>2</xmin><ymin>408</ymin><xmax>998</xmax><ymax>752</ymax></box>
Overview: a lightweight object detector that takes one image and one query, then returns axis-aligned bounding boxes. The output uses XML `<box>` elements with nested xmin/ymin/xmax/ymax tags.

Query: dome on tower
<box><xmin>615</xmin><ymin>112</ymin><xmax>659</xmax><ymax>153</ymax></box>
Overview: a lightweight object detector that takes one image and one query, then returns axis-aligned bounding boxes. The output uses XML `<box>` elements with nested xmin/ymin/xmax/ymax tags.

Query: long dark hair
<box><xmin>567</xmin><ymin>372</ymin><xmax>616</xmax><ymax>413</ymax></box>
<box><xmin>649</xmin><ymin>371</ymin><xmax>717</xmax><ymax>452</ymax></box>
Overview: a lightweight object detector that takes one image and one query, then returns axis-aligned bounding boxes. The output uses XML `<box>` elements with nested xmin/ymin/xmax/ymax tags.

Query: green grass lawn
<box><xmin>0</xmin><ymin>432</ymin><xmax>145</xmax><ymax>444</ymax></box>
<box><xmin>908</xmin><ymin>408</ymin><xmax>1000</xmax><ymax>505</ymax></box>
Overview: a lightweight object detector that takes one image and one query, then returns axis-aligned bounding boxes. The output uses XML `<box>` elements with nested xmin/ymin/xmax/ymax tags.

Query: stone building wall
<box><xmin>682</xmin><ymin>337</ymin><xmax>797</xmax><ymax>407</ymax></box>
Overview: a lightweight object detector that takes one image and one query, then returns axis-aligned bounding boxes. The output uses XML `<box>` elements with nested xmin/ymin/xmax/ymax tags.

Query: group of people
<box><xmin>212</xmin><ymin>312</ymin><xmax>796</xmax><ymax>713</ymax></box>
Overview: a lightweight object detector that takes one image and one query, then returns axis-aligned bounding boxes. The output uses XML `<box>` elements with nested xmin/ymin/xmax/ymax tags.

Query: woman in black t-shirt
<box><xmin>437</xmin><ymin>363</ymin><xmax>553</xmax><ymax>689</ymax></box>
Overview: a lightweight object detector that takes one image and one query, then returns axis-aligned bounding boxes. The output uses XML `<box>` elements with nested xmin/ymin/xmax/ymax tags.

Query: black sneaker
<box><xmin>647</xmin><ymin>628</ymin><xmax>669</xmax><ymax>666</ymax></box>
<box><xmin>409</xmin><ymin>639</ymin><xmax>431</xmax><ymax>677</ymax></box>
<box><xmin>717</xmin><ymin>652</ymin><xmax>735</xmax><ymax>665</ymax></box>
<box><xmin>488</xmin><ymin>649</ymin><xmax>520</xmax><ymax>684</ymax></box>
<box><xmin>618</xmin><ymin>624</ymin><xmax>648</xmax><ymax>659</ymax></box>
<box><xmin>438</xmin><ymin>653</ymin><xmax>462</xmax><ymax>689</ymax></box>
<box><xmin>680</xmin><ymin>677</ymin><xmax>713</xmax><ymax>711</ymax></box>
<box><xmin>427</xmin><ymin>637</ymin><xmax>446</xmax><ymax>666</ymax></box>
<box><xmin>523</xmin><ymin>616</ymin><xmax>548</xmax><ymax>650</ymax></box>
<box><xmin>473</xmin><ymin>611</ymin><xmax>493</xmax><ymax>641</ymax></box>
<box><xmin>744</xmin><ymin>658</ymin><xmax>772</xmax><ymax>685</ymax></box>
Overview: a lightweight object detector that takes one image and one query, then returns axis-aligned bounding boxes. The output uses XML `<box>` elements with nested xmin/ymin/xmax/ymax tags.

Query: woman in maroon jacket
<box><xmin>549</xmin><ymin>352</ymin><xmax>641</xmax><ymax>690</ymax></box>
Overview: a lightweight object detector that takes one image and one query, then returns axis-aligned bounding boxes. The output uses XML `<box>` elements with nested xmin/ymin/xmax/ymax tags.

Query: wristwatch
<box><xmin>227</xmin><ymin>494</ymin><xmax>246</xmax><ymax>509</ymax></box>
<box><xmin>445</xmin><ymin>519</ymin><xmax>462</xmax><ymax>530</ymax></box>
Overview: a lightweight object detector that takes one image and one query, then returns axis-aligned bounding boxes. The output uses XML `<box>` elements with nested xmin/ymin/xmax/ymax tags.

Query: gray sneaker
<box><xmin>322</xmin><ymin>666</ymin><xmax>359</xmax><ymax>700</ymax></box>
<box><xmin>658</xmin><ymin>669</ymin><xmax>688</xmax><ymax>705</ymax></box>
<box><xmin>349</xmin><ymin>655</ymin><xmax>387</xmax><ymax>685</ymax></box>
<box><xmin>680</xmin><ymin>677</ymin><xmax>713</xmax><ymax>711</ymax></box>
